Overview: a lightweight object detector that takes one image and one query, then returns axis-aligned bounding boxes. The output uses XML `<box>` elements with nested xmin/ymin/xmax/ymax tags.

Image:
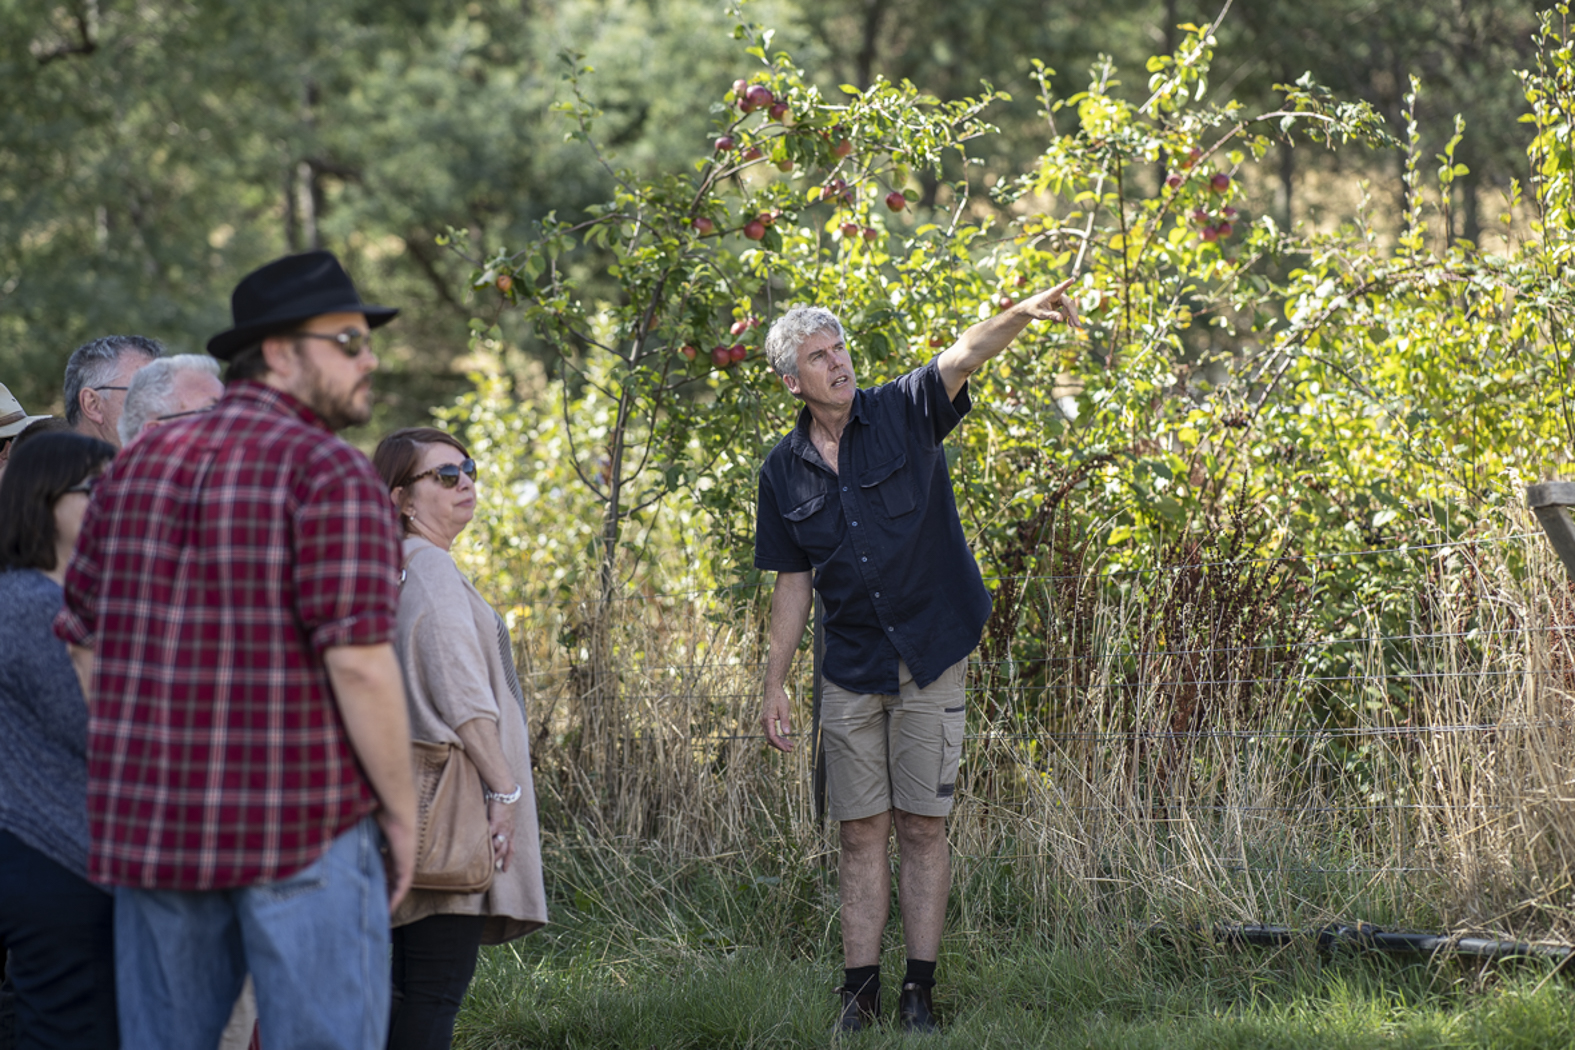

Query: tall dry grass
<box><xmin>500</xmin><ymin>507</ymin><xmax>1575</xmax><ymax>951</ymax></box>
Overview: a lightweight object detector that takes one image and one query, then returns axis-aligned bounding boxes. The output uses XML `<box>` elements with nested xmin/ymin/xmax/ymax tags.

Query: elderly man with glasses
<box><xmin>63</xmin><ymin>335</ymin><xmax>164</xmax><ymax>449</ymax></box>
<box><xmin>56</xmin><ymin>250</ymin><xmax>417</xmax><ymax>1050</ymax></box>
<box><xmin>116</xmin><ymin>354</ymin><xmax>226</xmax><ymax>446</ymax></box>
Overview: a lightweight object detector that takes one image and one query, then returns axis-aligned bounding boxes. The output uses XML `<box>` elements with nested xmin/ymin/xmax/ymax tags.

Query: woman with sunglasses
<box><xmin>373</xmin><ymin>427</ymin><xmax>545</xmax><ymax>1050</ymax></box>
<box><xmin>0</xmin><ymin>432</ymin><xmax>118</xmax><ymax>1048</ymax></box>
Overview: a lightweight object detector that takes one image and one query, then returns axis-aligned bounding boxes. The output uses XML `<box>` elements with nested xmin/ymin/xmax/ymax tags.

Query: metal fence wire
<box><xmin>516</xmin><ymin>526</ymin><xmax>1575</xmax><ymax>931</ymax></box>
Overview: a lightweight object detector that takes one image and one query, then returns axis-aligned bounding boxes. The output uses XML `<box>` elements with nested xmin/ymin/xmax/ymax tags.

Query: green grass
<box><xmin>457</xmin><ymin>936</ymin><xmax>1575</xmax><ymax>1048</ymax></box>
<box><xmin>451</xmin><ymin>845</ymin><xmax>1575</xmax><ymax>1049</ymax></box>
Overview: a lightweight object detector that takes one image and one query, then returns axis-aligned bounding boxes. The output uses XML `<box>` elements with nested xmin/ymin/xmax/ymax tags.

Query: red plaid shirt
<box><xmin>55</xmin><ymin>382</ymin><xmax>402</xmax><ymax>890</ymax></box>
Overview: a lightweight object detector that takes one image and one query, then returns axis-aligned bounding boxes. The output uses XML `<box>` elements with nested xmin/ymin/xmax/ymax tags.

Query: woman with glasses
<box><xmin>0</xmin><ymin>432</ymin><xmax>118</xmax><ymax>1048</ymax></box>
<box><xmin>373</xmin><ymin>427</ymin><xmax>545</xmax><ymax>1050</ymax></box>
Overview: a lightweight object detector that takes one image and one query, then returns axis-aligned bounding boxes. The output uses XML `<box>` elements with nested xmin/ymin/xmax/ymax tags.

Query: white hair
<box><xmin>763</xmin><ymin>305</ymin><xmax>845</xmax><ymax>382</ymax></box>
<box><xmin>118</xmin><ymin>354</ymin><xmax>222</xmax><ymax>445</ymax></box>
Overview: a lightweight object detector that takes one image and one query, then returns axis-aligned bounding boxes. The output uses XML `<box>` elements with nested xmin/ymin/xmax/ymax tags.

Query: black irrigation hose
<box><xmin>1157</xmin><ymin>923</ymin><xmax>1575</xmax><ymax>969</ymax></box>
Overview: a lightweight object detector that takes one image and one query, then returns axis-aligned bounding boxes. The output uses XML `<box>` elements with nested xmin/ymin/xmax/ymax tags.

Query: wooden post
<box><xmin>811</xmin><ymin>592</ymin><xmax>826</xmax><ymax>825</ymax></box>
<box><xmin>1527</xmin><ymin>482</ymin><xmax>1575</xmax><ymax>580</ymax></box>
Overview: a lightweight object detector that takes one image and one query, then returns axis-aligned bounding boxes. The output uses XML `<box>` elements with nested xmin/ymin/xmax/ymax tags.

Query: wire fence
<box><xmin>517</xmin><ymin>523</ymin><xmax>1575</xmax><ymax>934</ymax></box>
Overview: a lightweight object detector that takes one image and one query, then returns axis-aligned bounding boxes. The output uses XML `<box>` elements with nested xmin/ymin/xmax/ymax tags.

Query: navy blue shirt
<box><xmin>754</xmin><ymin>356</ymin><xmax>992</xmax><ymax>693</ymax></box>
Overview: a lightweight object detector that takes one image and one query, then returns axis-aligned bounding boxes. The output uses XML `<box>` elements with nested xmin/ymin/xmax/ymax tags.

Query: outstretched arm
<box><xmin>760</xmin><ymin>570</ymin><xmax>813</xmax><ymax>752</ymax></box>
<box><xmin>937</xmin><ymin>277</ymin><xmax>1080</xmax><ymax>401</ymax></box>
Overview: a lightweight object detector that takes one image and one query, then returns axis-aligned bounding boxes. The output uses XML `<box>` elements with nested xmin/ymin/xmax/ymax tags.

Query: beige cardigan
<box><xmin>390</xmin><ymin>537</ymin><xmax>546</xmax><ymax>943</ymax></box>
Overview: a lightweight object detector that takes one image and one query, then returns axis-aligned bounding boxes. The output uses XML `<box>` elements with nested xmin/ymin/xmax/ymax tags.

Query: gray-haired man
<box><xmin>754</xmin><ymin>281</ymin><xmax>1077</xmax><ymax>1032</ymax></box>
<box><xmin>64</xmin><ymin>335</ymin><xmax>164</xmax><ymax>449</ymax></box>
<box><xmin>118</xmin><ymin>355</ymin><xmax>225</xmax><ymax>446</ymax></box>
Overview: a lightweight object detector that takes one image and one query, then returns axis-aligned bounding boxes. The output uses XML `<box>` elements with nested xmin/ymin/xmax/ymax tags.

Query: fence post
<box><xmin>811</xmin><ymin>592</ymin><xmax>826</xmax><ymax>825</ymax></box>
<box><xmin>1526</xmin><ymin>482</ymin><xmax>1575</xmax><ymax>580</ymax></box>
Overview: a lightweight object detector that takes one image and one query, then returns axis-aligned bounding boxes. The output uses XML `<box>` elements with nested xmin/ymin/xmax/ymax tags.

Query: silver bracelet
<box><xmin>484</xmin><ymin>783</ymin><xmax>522</xmax><ymax>805</ymax></box>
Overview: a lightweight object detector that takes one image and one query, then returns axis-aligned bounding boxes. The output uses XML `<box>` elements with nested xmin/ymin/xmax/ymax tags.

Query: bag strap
<box><xmin>399</xmin><ymin>548</ymin><xmax>416</xmax><ymax>586</ymax></box>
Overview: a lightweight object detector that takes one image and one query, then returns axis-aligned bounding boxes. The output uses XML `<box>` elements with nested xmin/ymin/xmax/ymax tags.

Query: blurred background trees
<box><xmin>0</xmin><ymin>0</ymin><xmax>1540</xmax><ymax>425</ymax></box>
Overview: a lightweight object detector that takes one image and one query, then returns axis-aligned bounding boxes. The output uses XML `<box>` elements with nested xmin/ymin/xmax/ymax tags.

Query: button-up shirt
<box><xmin>754</xmin><ymin>356</ymin><xmax>992</xmax><ymax>694</ymax></box>
<box><xmin>54</xmin><ymin>381</ymin><xmax>402</xmax><ymax>890</ymax></box>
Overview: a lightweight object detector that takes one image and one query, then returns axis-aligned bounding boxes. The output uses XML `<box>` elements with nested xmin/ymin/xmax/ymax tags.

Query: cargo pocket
<box><xmin>937</xmin><ymin>704</ymin><xmax>965</xmax><ymax>799</ymax></box>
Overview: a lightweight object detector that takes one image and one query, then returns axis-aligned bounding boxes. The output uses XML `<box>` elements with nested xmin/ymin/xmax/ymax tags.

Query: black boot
<box><xmin>898</xmin><ymin>982</ymin><xmax>938</xmax><ymax>1033</ymax></box>
<box><xmin>837</xmin><ymin>986</ymin><xmax>880</xmax><ymax>1033</ymax></box>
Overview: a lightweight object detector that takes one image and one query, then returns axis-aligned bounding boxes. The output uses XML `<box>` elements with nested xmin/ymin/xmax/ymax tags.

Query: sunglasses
<box><xmin>408</xmin><ymin>458</ymin><xmax>477</xmax><ymax>489</ymax></box>
<box><xmin>292</xmin><ymin>329</ymin><xmax>373</xmax><ymax>358</ymax></box>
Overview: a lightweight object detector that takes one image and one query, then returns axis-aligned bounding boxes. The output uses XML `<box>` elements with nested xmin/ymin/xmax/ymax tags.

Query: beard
<box><xmin>297</xmin><ymin>351</ymin><xmax>373</xmax><ymax>431</ymax></box>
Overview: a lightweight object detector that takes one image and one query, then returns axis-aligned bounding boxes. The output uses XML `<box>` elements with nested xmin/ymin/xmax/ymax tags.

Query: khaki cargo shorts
<box><xmin>820</xmin><ymin>657</ymin><xmax>968</xmax><ymax>822</ymax></box>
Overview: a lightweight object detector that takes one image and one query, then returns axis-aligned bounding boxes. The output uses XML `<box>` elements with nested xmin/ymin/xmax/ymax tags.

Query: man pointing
<box><xmin>754</xmin><ymin>281</ymin><xmax>1078</xmax><ymax>1033</ymax></box>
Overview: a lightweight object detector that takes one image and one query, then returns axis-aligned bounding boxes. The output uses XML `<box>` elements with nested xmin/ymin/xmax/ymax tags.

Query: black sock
<box><xmin>903</xmin><ymin>958</ymin><xmax>936</xmax><ymax>989</ymax></box>
<box><xmin>844</xmin><ymin>964</ymin><xmax>880</xmax><ymax>996</ymax></box>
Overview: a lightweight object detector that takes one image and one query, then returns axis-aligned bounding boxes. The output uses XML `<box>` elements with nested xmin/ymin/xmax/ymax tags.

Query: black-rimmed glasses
<box><xmin>292</xmin><ymin>329</ymin><xmax>373</xmax><ymax>358</ymax></box>
<box><xmin>408</xmin><ymin>459</ymin><xmax>477</xmax><ymax>489</ymax></box>
<box><xmin>154</xmin><ymin>407</ymin><xmax>214</xmax><ymax>423</ymax></box>
<box><xmin>91</xmin><ymin>385</ymin><xmax>129</xmax><ymax>393</ymax></box>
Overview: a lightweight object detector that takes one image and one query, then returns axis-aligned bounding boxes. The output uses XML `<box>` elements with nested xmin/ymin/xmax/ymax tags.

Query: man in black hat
<box><xmin>56</xmin><ymin>251</ymin><xmax>416</xmax><ymax>1050</ymax></box>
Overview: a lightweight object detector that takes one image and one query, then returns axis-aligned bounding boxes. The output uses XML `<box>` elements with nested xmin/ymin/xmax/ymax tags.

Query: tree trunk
<box><xmin>296</xmin><ymin>161</ymin><xmax>320</xmax><ymax>251</ymax></box>
<box><xmin>1462</xmin><ymin>173</ymin><xmax>1481</xmax><ymax>247</ymax></box>
<box><xmin>854</xmin><ymin>0</ymin><xmax>890</xmax><ymax>90</ymax></box>
<box><xmin>1277</xmin><ymin>141</ymin><xmax>1294</xmax><ymax>230</ymax></box>
<box><xmin>576</xmin><ymin>382</ymin><xmax>635</xmax><ymax>818</ymax></box>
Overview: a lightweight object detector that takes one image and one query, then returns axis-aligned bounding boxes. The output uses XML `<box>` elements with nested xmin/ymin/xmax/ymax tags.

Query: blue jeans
<box><xmin>114</xmin><ymin>816</ymin><xmax>389</xmax><ymax>1050</ymax></box>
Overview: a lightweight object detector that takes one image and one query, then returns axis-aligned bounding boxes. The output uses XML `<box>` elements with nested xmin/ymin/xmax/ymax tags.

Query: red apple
<box><xmin>759</xmin><ymin>211</ymin><xmax>776</xmax><ymax>227</ymax></box>
<box><xmin>768</xmin><ymin>102</ymin><xmax>790</xmax><ymax>121</ymax></box>
<box><xmin>840</xmin><ymin>221</ymin><xmax>860</xmax><ymax>237</ymax></box>
<box><xmin>928</xmin><ymin>333</ymin><xmax>948</xmax><ymax>348</ymax></box>
<box><xmin>1201</xmin><ymin>226</ymin><xmax>1219</xmax><ymax>243</ymax></box>
<box><xmin>832</xmin><ymin>138</ymin><xmax>852</xmax><ymax>158</ymax></box>
<box><xmin>680</xmin><ymin>344</ymin><xmax>698</xmax><ymax>361</ymax></box>
<box><xmin>715</xmin><ymin>136</ymin><xmax>735</xmax><ymax>152</ymax></box>
<box><xmin>1223</xmin><ymin>206</ymin><xmax>1238</xmax><ymax>219</ymax></box>
<box><xmin>495</xmin><ymin>274</ymin><xmax>513</xmax><ymax>293</ymax></box>
<box><xmin>729</xmin><ymin>343</ymin><xmax>748</xmax><ymax>363</ymax></box>
<box><xmin>1211</xmin><ymin>172</ymin><xmax>1231</xmax><ymax>192</ymax></box>
<box><xmin>998</xmin><ymin>296</ymin><xmax>1015</xmax><ymax>310</ymax></box>
<box><xmin>692</xmin><ymin>216</ymin><xmax>715</xmax><ymax>235</ymax></box>
<box><xmin>776</xmin><ymin>158</ymin><xmax>794</xmax><ymax>172</ymax></box>
<box><xmin>1190</xmin><ymin>208</ymin><xmax>1209</xmax><ymax>224</ymax></box>
<box><xmin>1215</xmin><ymin>221</ymin><xmax>1233</xmax><ymax>238</ymax></box>
<box><xmin>743</xmin><ymin>220</ymin><xmax>767</xmax><ymax>240</ymax></box>
<box><xmin>1165</xmin><ymin>172</ymin><xmax>1182</xmax><ymax>190</ymax></box>
<box><xmin>730</xmin><ymin>317</ymin><xmax>759</xmax><ymax>336</ymax></box>
<box><xmin>746</xmin><ymin>85</ymin><xmax>774</xmax><ymax>110</ymax></box>
<box><xmin>732</xmin><ymin>78</ymin><xmax>748</xmax><ymax>100</ymax></box>
<box><xmin>1182</xmin><ymin>146</ymin><xmax>1202</xmax><ymax>169</ymax></box>
<box><xmin>862</xmin><ymin>226</ymin><xmax>878</xmax><ymax>241</ymax></box>
<box><xmin>885</xmin><ymin>191</ymin><xmax>907</xmax><ymax>212</ymax></box>
<box><xmin>1015</xmin><ymin>274</ymin><xmax>1028</xmax><ymax>287</ymax></box>
<box><xmin>743</xmin><ymin>146</ymin><xmax>763</xmax><ymax>161</ymax></box>
<box><xmin>711</xmin><ymin>346</ymin><xmax>732</xmax><ymax>367</ymax></box>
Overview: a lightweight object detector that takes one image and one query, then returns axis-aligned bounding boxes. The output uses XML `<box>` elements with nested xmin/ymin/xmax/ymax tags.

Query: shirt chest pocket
<box><xmin>860</xmin><ymin>452</ymin><xmax>916</xmax><ymax>518</ymax></box>
<box><xmin>783</xmin><ymin>491</ymin><xmax>842</xmax><ymax>557</ymax></box>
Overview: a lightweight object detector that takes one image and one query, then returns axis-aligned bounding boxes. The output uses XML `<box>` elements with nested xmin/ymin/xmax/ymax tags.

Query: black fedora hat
<box><xmin>206</xmin><ymin>250</ymin><xmax>398</xmax><ymax>361</ymax></box>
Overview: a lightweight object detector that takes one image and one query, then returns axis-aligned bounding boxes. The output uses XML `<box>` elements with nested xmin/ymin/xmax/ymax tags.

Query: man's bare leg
<box><xmin>839</xmin><ymin>811</ymin><xmax>892</xmax><ymax>966</ymax></box>
<box><xmin>893</xmin><ymin>810</ymin><xmax>949</xmax><ymax>962</ymax></box>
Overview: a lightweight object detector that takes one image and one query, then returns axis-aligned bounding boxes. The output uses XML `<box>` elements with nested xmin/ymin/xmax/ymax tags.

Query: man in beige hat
<box><xmin>0</xmin><ymin>383</ymin><xmax>53</xmax><ymax>484</ymax></box>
